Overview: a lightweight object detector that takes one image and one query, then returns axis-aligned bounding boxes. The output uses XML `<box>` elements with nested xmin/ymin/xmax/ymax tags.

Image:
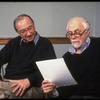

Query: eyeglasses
<box><xmin>19</xmin><ymin>25</ymin><xmax>33</xmax><ymax>34</ymax></box>
<box><xmin>66</xmin><ymin>29</ymin><xmax>88</xmax><ymax>38</ymax></box>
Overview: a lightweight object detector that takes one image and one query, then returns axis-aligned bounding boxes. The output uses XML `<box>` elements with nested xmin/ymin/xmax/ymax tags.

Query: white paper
<box><xmin>36</xmin><ymin>58</ymin><xmax>77</xmax><ymax>88</ymax></box>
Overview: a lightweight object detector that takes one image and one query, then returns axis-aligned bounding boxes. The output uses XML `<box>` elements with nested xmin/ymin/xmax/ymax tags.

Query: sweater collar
<box><xmin>20</xmin><ymin>31</ymin><xmax>40</xmax><ymax>46</ymax></box>
<box><xmin>69</xmin><ymin>37</ymin><xmax>90</xmax><ymax>55</ymax></box>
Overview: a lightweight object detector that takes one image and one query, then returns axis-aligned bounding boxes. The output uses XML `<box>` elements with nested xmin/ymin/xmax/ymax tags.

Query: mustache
<box><xmin>71</xmin><ymin>39</ymin><xmax>80</xmax><ymax>43</ymax></box>
<box><xmin>27</xmin><ymin>34</ymin><xmax>33</xmax><ymax>38</ymax></box>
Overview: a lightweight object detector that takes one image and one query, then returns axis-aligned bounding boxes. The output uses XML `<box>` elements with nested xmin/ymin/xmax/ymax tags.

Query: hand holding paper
<box><xmin>36</xmin><ymin>58</ymin><xmax>77</xmax><ymax>88</ymax></box>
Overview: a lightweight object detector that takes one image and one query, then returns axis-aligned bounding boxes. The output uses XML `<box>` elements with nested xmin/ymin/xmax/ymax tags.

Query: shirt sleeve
<box><xmin>52</xmin><ymin>89</ymin><xmax>59</xmax><ymax>97</ymax></box>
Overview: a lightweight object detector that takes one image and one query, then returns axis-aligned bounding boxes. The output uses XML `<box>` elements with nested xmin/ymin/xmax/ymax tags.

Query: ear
<box><xmin>17</xmin><ymin>32</ymin><xmax>20</xmax><ymax>35</ymax></box>
<box><xmin>86</xmin><ymin>29</ymin><xmax>90</xmax><ymax>37</ymax></box>
<box><xmin>17</xmin><ymin>32</ymin><xmax>21</xmax><ymax>37</ymax></box>
<box><xmin>33</xmin><ymin>23</ymin><xmax>35</xmax><ymax>29</ymax></box>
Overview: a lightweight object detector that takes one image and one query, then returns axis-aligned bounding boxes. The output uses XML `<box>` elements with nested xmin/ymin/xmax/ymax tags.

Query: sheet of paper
<box><xmin>36</xmin><ymin>58</ymin><xmax>77</xmax><ymax>88</ymax></box>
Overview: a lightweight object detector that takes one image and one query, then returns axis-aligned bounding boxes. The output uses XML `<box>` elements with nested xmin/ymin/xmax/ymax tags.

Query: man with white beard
<box><xmin>41</xmin><ymin>17</ymin><xmax>100</xmax><ymax>99</ymax></box>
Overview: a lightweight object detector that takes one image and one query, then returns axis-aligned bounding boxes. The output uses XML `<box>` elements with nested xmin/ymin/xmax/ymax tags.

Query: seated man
<box><xmin>0</xmin><ymin>14</ymin><xmax>56</xmax><ymax>99</ymax></box>
<box><xmin>42</xmin><ymin>17</ymin><xmax>100</xmax><ymax>99</ymax></box>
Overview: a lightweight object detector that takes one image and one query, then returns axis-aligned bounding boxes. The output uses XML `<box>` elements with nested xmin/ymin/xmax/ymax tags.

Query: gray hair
<box><xmin>66</xmin><ymin>17</ymin><xmax>90</xmax><ymax>30</ymax></box>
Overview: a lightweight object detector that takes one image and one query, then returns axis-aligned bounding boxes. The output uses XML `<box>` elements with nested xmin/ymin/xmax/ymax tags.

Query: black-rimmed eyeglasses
<box><xmin>66</xmin><ymin>29</ymin><xmax>88</xmax><ymax>38</ymax></box>
<box><xmin>19</xmin><ymin>25</ymin><xmax>34</xmax><ymax>34</ymax></box>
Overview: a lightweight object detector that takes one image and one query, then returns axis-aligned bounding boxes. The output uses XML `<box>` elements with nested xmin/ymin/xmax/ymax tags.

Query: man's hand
<box><xmin>11</xmin><ymin>78</ymin><xmax>30</xmax><ymax>96</ymax></box>
<box><xmin>42</xmin><ymin>80</ymin><xmax>56</xmax><ymax>96</ymax></box>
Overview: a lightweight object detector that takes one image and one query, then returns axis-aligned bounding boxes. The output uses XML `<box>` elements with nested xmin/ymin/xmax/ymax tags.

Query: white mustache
<box><xmin>71</xmin><ymin>40</ymin><xmax>80</xmax><ymax>43</ymax></box>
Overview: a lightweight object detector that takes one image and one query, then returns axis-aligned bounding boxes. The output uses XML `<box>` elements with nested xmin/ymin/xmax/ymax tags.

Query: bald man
<box><xmin>42</xmin><ymin>17</ymin><xmax>100</xmax><ymax>99</ymax></box>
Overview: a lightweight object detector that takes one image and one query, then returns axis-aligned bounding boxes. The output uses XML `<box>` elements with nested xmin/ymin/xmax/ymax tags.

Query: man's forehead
<box><xmin>17</xmin><ymin>18</ymin><xmax>27</xmax><ymax>26</ymax></box>
<box><xmin>68</xmin><ymin>20</ymin><xmax>83</xmax><ymax>30</ymax></box>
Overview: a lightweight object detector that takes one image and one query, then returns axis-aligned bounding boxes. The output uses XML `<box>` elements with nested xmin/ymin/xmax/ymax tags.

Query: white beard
<box><xmin>71</xmin><ymin>39</ymin><xmax>82</xmax><ymax>49</ymax></box>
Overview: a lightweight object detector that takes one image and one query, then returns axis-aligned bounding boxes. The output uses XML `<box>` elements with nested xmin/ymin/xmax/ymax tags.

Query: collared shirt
<box><xmin>54</xmin><ymin>37</ymin><xmax>90</xmax><ymax>97</ymax></box>
<box><xmin>69</xmin><ymin>37</ymin><xmax>90</xmax><ymax>55</ymax></box>
<box><xmin>20</xmin><ymin>32</ymin><xmax>40</xmax><ymax>46</ymax></box>
<box><xmin>52</xmin><ymin>89</ymin><xmax>59</xmax><ymax>97</ymax></box>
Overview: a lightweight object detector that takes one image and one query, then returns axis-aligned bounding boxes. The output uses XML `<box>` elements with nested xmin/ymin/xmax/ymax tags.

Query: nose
<box><xmin>26</xmin><ymin>31</ymin><xmax>31</xmax><ymax>36</ymax></box>
<box><xmin>71</xmin><ymin>34</ymin><xmax>76</xmax><ymax>39</ymax></box>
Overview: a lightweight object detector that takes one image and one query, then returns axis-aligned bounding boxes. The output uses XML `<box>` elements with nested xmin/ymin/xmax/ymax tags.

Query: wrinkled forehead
<box><xmin>68</xmin><ymin>20</ymin><xmax>84</xmax><ymax>32</ymax></box>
